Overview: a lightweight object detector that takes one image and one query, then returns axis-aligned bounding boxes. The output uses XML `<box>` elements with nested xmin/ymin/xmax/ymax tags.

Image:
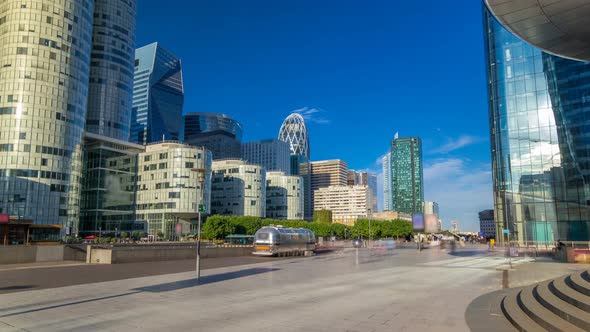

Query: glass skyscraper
<box><xmin>85</xmin><ymin>0</ymin><xmax>137</xmax><ymax>141</ymax></box>
<box><xmin>0</xmin><ymin>0</ymin><xmax>94</xmax><ymax>229</ymax></box>
<box><xmin>484</xmin><ymin>7</ymin><xmax>590</xmax><ymax>244</ymax></box>
<box><xmin>390</xmin><ymin>137</ymin><xmax>424</xmax><ymax>214</ymax></box>
<box><xmin>131</xmin><ymin>43</ymin><xmax>184</xmax><ymax>145</ymax></box>
<box><xmin>382</xmin><ymin>152</ymin><xmax>393</xmax><ymax>211</ymax></box>
<box><xmin>183</xmin><ymin>112</ymin><xmax>243</xmax><ymax>160</ymax></box>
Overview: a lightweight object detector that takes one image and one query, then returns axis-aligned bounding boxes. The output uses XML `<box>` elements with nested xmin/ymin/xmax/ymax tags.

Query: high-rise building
<box><xmin>484</xmin><ymin>7</ymin><xmax>590</xmax><ymax>243</ymax></box>
<box><xmin>85</xmin><ymin>0</ymin><xmax>137</xmax><ymax>141</ymax></box>
<box><xmin>348</xmin><ymin>170</ymin><xmax>378</xmax><ymax>212</ymax></box>
<box><xmin>241</xmin><ymin>139</ymin><xmax>291</xmax><ymax>174</ymax></box>
<box><xmin>266</xmin><ymin>171</ymin><xmax>304</xmax><ymax>220</ymax></box>
<box><xmin>313</xmin><ymin>185</ymin><xmax>371</xmax><ymax>226</ymax></box>
<box><xmin>211</xmin><ymin>160</ymin><xmax>266</xmax><ymax>217</ymax></box>
<box><xmin>278</xmin><ymin>113</ymin><xmax>312</xmax><ymax>220</ymax></box>
<box><xmin>390</xmin><ymin>137</ymin><xmax>424</xmax><ymax>214</ymax></box>
<box><xmin>479</xmin><ymin>209</ymin><xmax>495</xmax><ymax>239</ymax></box>
<box><xmin>423</xmin><ymin>201</ymin><xmax>439</xmax><ymax>216</ymax></box>
<box><xmin>135</xmin><ymin>142</ymin><xmax>212</xmax><ymax>237</ymax></box>
<box><xmin>183</xmin><ymin>112</ymin><xmax>242</xmax><ymax>160</ymax></box>
<box><xmin>0</xmin><ymin>0</ymin><xmax>95</xmax><ymax>230</ymax></box>
<box><xmin>131</xmin><ymin>43</ymin><xmax>184</xmax><ymax>145</ymax></box>
<box><xmin>311</xmin><ymin>160</ymin><xmax>348</xmax><ymax>208</ymax></box>
<box><xmin>347</xmin><ymin>170</ymin><xmax>359</xmax><ymax>186</ymax></box>
<box><xmin>383</xmin><ymin>152</ymin><xmax>393</xmax><ymax>211</ymax></box>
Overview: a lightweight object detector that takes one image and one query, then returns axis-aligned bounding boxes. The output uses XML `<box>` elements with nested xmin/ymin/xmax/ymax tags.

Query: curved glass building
<box><xmin>183</xmin><ymin>112</ymin><xmax>242</xmax><ymax>160</ymax></box>
<box><xmin>0</xmin><ymin>0</ymin><xmax>94</xmax><ymax>227</ymax></box>
<box><xmin>278</xmin><ymin>113</ymin><xmax>310</xmax><ymax>158</ymax></box>
<box><xmin>484</xmin><ymin>7</ymin><xmax>590</xmax><ymax>244</ymax></box>
<box><xmin>85</xmin><ymin>0</ymin><xmax>137</xmax><ymax>141</ymax></box>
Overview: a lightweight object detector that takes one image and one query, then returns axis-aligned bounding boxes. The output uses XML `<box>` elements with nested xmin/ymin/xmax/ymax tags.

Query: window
<box><xmin>159</xmin><ymin>162</ymin><xmax>167</xmax><ymax>169</ymax></box>
<box><xmin>169</xmin><ymin>192</ymin><xmax>180</xmax><ymax>199</ymax></box>
<box><xmin>19</xmin><ymin>132</ymin><xmax>26</xmax><ymax>139</ymax></box>
<box><xmin>46</xmin><ymin>16</ymin><xmax>53</xmax><ymax>24</ymax></box>
<box><xmin>144</xmin><ymin>155</ymin><xmax>151</xmax><ymax>162</ymax></box>
<box><xmin>41</xmin><ymin>158</ymin><xmax>48</xmax><ymax>166</ymax></box>
<box><xmin>16</xmin><ymin>47</ymin><xmax>27</xmax><ymax>55</ymax></box>
<box><xmin>185</xmin><ymin>162</ymin><xmax>194</xmax><ymax>169</ymax></box>
<box><xmin>159</xmin><ymin>153</ymin><xmax>168</xmax><ymax>160</ymax></box>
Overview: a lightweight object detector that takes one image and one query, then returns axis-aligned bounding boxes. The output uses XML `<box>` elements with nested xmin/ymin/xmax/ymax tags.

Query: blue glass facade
<box><xmin>131</xmin><ymin>43</ymin><xmax>184</xmax><ymax>145</ymax></box>
<box><xmin>183</xmin><ymin>112</ymin><xmax>243</xmax><ymax>160</ymax></box>
<box><xmin>484</xmin><ymin>7</ymin><xmax>590</xmax><ymax>243</ymax></box>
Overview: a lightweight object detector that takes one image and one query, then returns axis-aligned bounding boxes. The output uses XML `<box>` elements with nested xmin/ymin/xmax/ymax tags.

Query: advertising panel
<box><xmin>412</xmin><ymin>213</ymin><xmax>424</xmax><ymax>232</ymax></box>
<box><xmin>424</xmin><ymin>214</ymin><xmax>438</xmax><ymax>233</ymax></box>
<box><xmin>0</xmin><ymin>214</ymin><xmax>8</xmax><ymax>223</ymax></box>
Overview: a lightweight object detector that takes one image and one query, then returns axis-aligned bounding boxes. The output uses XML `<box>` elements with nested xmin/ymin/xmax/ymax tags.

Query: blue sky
<box><xmin>137</xmin><ymin>0</ymin><xmax>493</xmax><ymax>231</ymax></box>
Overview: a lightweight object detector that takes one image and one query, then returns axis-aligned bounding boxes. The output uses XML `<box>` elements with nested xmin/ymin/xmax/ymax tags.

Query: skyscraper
<box><xmin>390</xmin><ymin>137</ymin><xmax>424</xmax><ymax>214</ymax></box>
<box><xmin>183</xmin><ymin>112</ymin><xmax>242</xmax><ymax>160</ymax></box>
<box><xmin>131</xmin><ymin>43</ymin><xmax>184</xmax><ymax>145</ymax></box>
<box><xmin>278</xmin><ymin>113</ymin><xmax>312</xmax><ymax>220</ymax></box>
<box><xmin>211</xmin><ymin>160</ymin><xmax>266</xmax><ymax>217</ymax></box>
<box><xmin>241</xmin><ymin>139</ymin><xmax>291</xmax><ymax>174</ymax></box>
<box><xmin>484</xmin><ymin>7</ymin><xmax>590</xmax><ymax>243</ymax></box>
<box><xmin>0</xmin><ymin>0</ymin><xmax>94</xmax><ymax>228</ymax></box>
<box><xmin>85</xmin><ymin>0</ymin><xmax>137</xmax><ymax>141</ymax></box>
<box><xmin>266</xmin><ymin>171</ymin><xmax>304</xmax><ymax>220</ymax></box>
<box><xmin>383</xmin><ymin>152</ymin><xmax>393</xmax><ymax>211</ymax></box>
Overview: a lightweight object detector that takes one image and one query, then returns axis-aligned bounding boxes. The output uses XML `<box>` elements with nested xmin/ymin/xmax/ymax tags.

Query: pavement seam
<box><xmin>0</xmin><ymin>318</ymin><xmax>30</xmax><ymax>331</ymax></box>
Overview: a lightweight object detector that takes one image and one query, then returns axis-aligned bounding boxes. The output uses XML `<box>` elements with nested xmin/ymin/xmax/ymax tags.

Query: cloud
<box><xmin>432</xmin><ymin>135</ymin><xmax>484</xmax><ymax>154</ymax></box>
<box><xmin>424</xmin><ymin>158</ymin><xmax>493</xmax><ymax>232</ymax></box>
<box><xmin>292</xmin><ymin>107</ymin><xmax>331</xmax><ymax>124</ymax></box>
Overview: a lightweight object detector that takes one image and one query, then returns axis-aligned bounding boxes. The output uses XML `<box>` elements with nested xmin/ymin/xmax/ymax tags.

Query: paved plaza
<box><xmin>0</xmin><ymin>247</ymin><xmax>583</xmax><ymax>332</ymax></box>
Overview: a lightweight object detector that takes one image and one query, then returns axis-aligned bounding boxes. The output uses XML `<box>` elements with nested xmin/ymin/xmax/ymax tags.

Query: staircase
<box><xmin>501</xmin><ymin>270</ymin><xmax>590</xmax><ymax>331</ymax></box>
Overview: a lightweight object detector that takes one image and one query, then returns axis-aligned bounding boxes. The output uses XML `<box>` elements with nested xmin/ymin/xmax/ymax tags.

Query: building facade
<box><xmin>131</xmin><ymin>43</ymin><xmax>184</xmax><ymax>145</ymax></box>
<box><xmin>423</xmin><ymin>201</ymin><xmax>439</xmax><ymax>216</ymax></box>
<box><xmin>278</xmin><ymin>113</ymin><xmax>312</xmax><ymax>220</ymax></box>
<box><xmin>183</xmin><ymin>112</ymin><xmax>242</xmax><ymax>160</ymax></box>
<box><xmin>484</xmin><ymin>7</ymin><xmax>590</xmax><ymax>244</ymax></box>
<box><xmin>135</xmin><ymin>142</ymin><xmax>211</xmax><ymax>238</ymax></box>
<box><xmin>241</xmin><ymin>139</ymin><xmax>291</xmax><ymax>174</ymax></box>
<box><xmin>313</xmin><ymin>185</ymin><xmax>371</xmax><ymax>226</ymax></box>
<box><xmin>79</xmin><ymin>133</ymin><xmax>144</xmax><ymax>236</ymax></box>
<box><xmin>85</xmin><ymin>0</ymin><xmax>136</xmax><ymax>141</ymax></box>
<box><xmin>383</xmin><ymin>152</ymin><xmax>393</xmax><ymax>211</ymax></box>
<box><xmin>391</xmin><ymin>137</ymin><xmax>424</xmax><ymax>214</ymax></box>
<box><xmin>210</xmin><ymin>160</ymin><xmax>266</xmax><ymax>217</ymax></box>
<box><xmin>0</xmin><ymin>0</ymin><xmax>95</xmax><ymax>230</ymax></box>
<box><xmin>266</xmin><ymin>171</ymin><xmax>303</xmax><ymax>220</ymax></box>
<box><xmin>479</xmin><ymin>209</ymin><xmax>495</xmax><ymax>238</ymax></box>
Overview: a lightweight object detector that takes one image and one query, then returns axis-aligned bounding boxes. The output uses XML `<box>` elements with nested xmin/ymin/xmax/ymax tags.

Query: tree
<box><xmin>313</xmin><ymin>210</ymin><xmax>333</xmax><ymax>223</ymax></box>
<box><xmin>156</xmin><ymin>231</ymin><xmax>164</xmax><ymax>240</ymax></box>
<box><xmin>202</xmin><ymin>217</ymin><xmax>237</xmax><ymax>240</ymax></box>
<box><xmin>120</xmin><ymin>232</ymin><xmax>128</xmax><ymax>239</ymax></box>
<box><xmin>131</xmin><ymin>231</ymin><xmax>139</xmax><ymax>240</ymax></box>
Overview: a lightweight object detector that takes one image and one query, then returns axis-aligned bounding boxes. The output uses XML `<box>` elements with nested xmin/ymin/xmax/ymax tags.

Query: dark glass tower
<box><xmin>390</xmin><ymin>137</ymin><xmax>424</xmax><ymax>214</ymax></box>
<box><xmin>484</xmin><ymin>7</ymin><xmax>590</xmax><ymax>244</ymax></box>
<box><xmin>86</xmin><ymin>0</ymin><xmax>137</xmax><ymax>141</ymax></box>
<box><xmin>131</xmin><ymin>43</ymin><xmax>184</xmax><ymax>145</ymax></box>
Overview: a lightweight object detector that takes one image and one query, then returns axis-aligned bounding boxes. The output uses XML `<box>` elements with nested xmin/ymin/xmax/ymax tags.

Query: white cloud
<box><xmin>432</xmin><ymin>135</ymin><xmax>484</xmax><ymax>154</ymax></box>
<box><xmin>424</xmin><ymin>158</ymin><xmax>493</xmax><ymax>232</ymax></box>
<box><xmin>292</xmin><ymin>107</ymin><xmax>331</xmax><ymax>124</ymax></box>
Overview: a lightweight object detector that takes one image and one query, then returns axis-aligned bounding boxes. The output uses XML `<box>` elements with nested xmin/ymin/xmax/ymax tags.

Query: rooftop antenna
<box><xmin>394</xmin><ymin>132</ymin><xmax>399</xmax><ymax>140</ymax></box>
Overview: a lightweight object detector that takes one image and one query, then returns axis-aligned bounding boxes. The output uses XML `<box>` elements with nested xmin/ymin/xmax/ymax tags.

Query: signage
<box><xmin>198</xmin><ymin>204</ymin><xmax>206</xmax><ymax>213</ymax></box>
<box><xmin>502</xmin><ymin>229</ymin><xmax>510</xmax><ymax>234</ymax></box>
<box><xmin>412</xmin><ymin>213</ymin><xmax>424</xmax><ymax>232</ymax></box>
<box><xmin>0</xmin><ymin>214</ymin><xmax>8</xmax><ymax>223</ymax></box>
<box><xmin>175</xmin><ymin>223</ymin><xmax>182</xmax><ymax>235</ymax></box>
<box><xmin>424</xmin><ymin>214</ymin><xmax>438</xmax><ymax>233</ymax></box>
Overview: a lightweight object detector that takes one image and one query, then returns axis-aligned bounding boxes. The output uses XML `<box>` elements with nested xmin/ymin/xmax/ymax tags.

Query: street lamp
<box><xmin>191</xmin><ymin>167</ymin><xmax>210</xmax><ymax>279</ymax></box>
<box><xmin>368</xmin><ymin>208</ymin><xmax>372</xmax><ymax>248</ymax></box>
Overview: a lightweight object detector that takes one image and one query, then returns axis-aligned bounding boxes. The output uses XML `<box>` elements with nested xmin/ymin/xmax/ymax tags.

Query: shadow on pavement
<box><xmin>448</xmin><ymin>250</ymin><xmax>491</xmax><ymax>257</ymax></box>
<box><xmin>134</xmin><ymin>267</ymin><xmax>280</xmax><ymax>293</ymax></box>
<box><xmin>0</xmin><ymin>285</ymin><xmax>37</xmax><ymax>292</ymax></box>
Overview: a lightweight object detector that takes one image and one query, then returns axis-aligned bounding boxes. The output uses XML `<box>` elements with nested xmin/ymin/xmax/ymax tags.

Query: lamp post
<box><xmin>191</xmin><ymin>166</ymin><xmax>210</xmax><ymax>279</ymax></box>
<box><xmin>368</xmin><ymin>208</ymin><xmax>372</xmax><ymax>248</ymax></box>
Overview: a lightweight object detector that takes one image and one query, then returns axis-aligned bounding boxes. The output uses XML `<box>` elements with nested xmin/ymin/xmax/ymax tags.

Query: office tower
<box><xmin>278</xmin><ymin>113</ymin><xmax>312</xmax><ymax>220</ymax></box>
<box><xmin>183</xmin><ymin>112</ymin><xmax>242</xmax><ymax>160</ymax></box>
<box><xmin>479</xmin><ymin>209</ymin><xmax>495</xmax><ymax>238</ymax></box>
<box><xmin>0</xmin><ymin>0</ymin><xmax>94</xmax><ymax>230</ymax></box>
<box><xmin>79</xmin><ymin>133</ymin><xmax>144</xmax><ymax>236</ymax></box>
<box><xmin>313</xmin><ymin>185</ymin><xmax>371</xmax><ymax>226</ymax></box>
<box><xmin>311</xmin><ymin>160</ymin><xmax>348</xmax><ymax>208</ymax></box>
<box><xmin>131</xmin><ymin>43</ymin><xmax>184</xmax><ymax>145</ymax></box>
<box><xmin>359</xmin><ymin>172</ymin><xmax>378</xmax><ymax>212</ymax></box>
<box><xmin>241</xmin><ymin>139</ymin><xmax>291</xmax><ymax>174</ymax></box>
<box><xmin>423</xmin><ymin>201</ymin><xmax>439</xmax><ymax>216</ymax></box>
<box><xmin>210</xmin><ymin>160</ymin><xmax>266</xmax><ymax>217</ymax></box>
<box><xmin>383</xmin><ymin>152</ymin><xmax>393</xmax><ymax>211</ymax></box>
<box><xmin>266</xmin><ymin>171</ymin><xmax>304</xmax><ymax>220</ymax></box>
<box><xmin>85</xmin><ymin>0</ymin><xmax>137</xmax><ymax>141</ymax></box>
<box><xmin>135</xmin><ymin>142</ymin><xmax>212</xmax><ymax>237</ymax></box>
<box><xmin>347</xmin><ymin>170</ymin><xmax>359</xmax><ymax>186</ymax></box>
<box><xmin>390</xmin><ymin>137</ymin><xmax>424</xmax><ymax>214</ymax></box>
<box><xmin>484</xmin><ymin>7</ymin><xmax>590</xmax><ymax>243</ymax></box>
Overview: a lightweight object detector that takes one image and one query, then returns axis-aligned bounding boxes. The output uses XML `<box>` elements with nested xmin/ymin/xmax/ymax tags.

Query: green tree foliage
<box><xmin>313</xmin><ymin>210</ymin><xmax>333</xmax><ymax>223</ymax></box>
<box><xmin>351</xmin><ymin>219</ymin><xmax>412</xmax><ymax>239</ymax></box>
<box><xmin>120</xmin><ymin>232</ymin><xmax>128</xmax><ymax>239</ymax></box>
<box><xmin>202</xmin><ymin>216</ymin><xmax>237</xmax><ymax>240</ymax></box>
<box><xmin>131</xmin><ymin>231</ymin><xmax>139</xmax><ymax>240</ymax></box>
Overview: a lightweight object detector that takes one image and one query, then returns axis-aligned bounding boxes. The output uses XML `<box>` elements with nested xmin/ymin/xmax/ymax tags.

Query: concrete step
<box><xmin>501</xmin><ymin>291</ymin><xmax>546</xmax><ymax>332</ymax></box>
<box><xmin>535</xmin><ymin>280</ymin><xmax>590</xmax><ymax>330</ymax></box>
<box><xmin>568</xmin><ymin>271</ymin><xmax>590</xmax><ymax>297</ymax></box>
<box><xmin>518</xmin><ymin>286</ymin><xmax>585</xmax><ymax>332</ymax></box>
<box><xmin>552</xmin><ymin>275</ymin><xmax>590</xmax><ymax>312</ymax></box>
